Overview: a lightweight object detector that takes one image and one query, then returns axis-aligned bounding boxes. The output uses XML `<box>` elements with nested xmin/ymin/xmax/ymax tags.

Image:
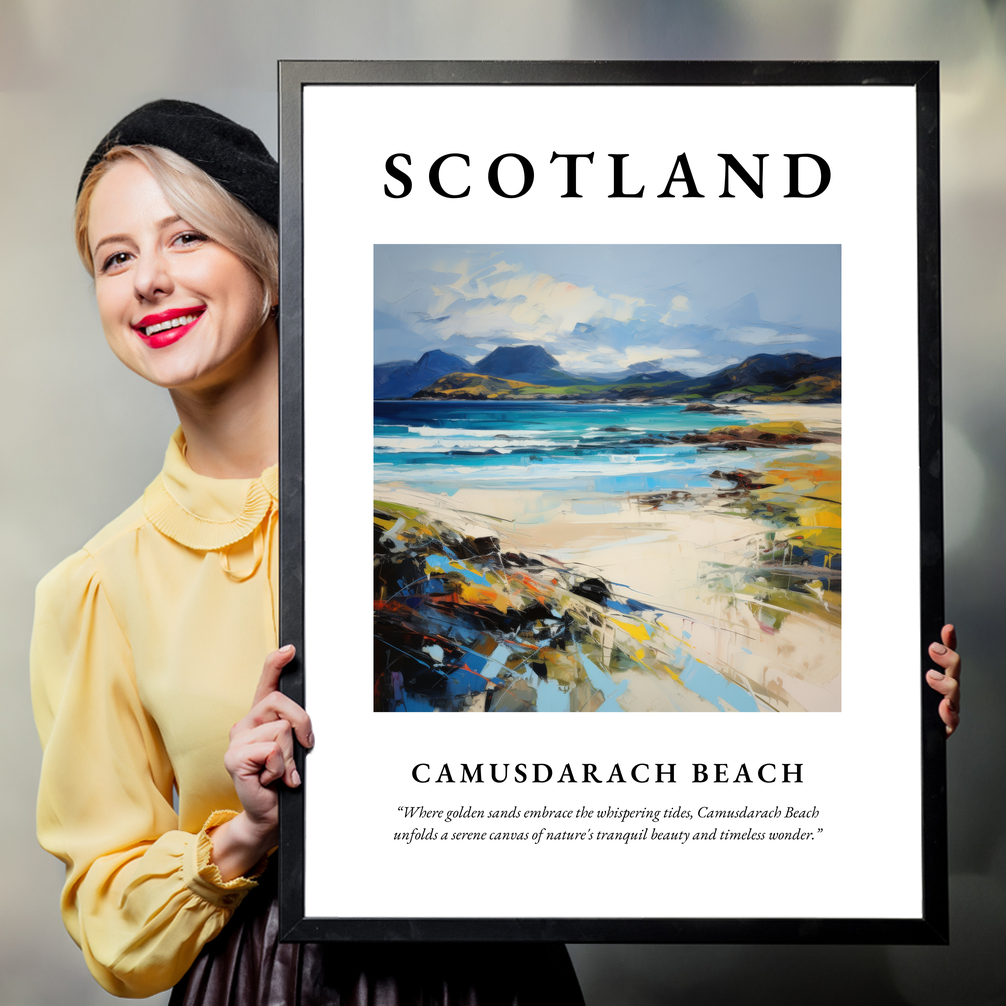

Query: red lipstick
<box><xmin>132</xmin><ymin>306</ymin><xmax>205</xmax><ymax>349</ymax></box>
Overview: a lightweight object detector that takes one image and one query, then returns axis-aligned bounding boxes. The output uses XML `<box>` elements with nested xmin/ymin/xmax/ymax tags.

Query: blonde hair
<box><xmin>75</xmin><ymin>145</ymin><xmax>278</xmax><ymax>323</ymax></box>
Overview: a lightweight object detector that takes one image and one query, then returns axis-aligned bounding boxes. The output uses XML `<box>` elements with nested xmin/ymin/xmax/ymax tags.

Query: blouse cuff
<box><xmin>183</xmin><ymin>810</ymin><xmax>269</xmax><ymax>909</ymax></box>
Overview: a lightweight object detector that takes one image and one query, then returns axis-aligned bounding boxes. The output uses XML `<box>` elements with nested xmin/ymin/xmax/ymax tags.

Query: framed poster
<box><xmin>277</xmin><ymin>61</ymin><xmax>946</xmax><ymax>943</ymax></box>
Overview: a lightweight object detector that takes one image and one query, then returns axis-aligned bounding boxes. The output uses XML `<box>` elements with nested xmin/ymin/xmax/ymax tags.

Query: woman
<box><xmin>31</xmin><ymin>100</ymin><xmax>586</xmax><ymax>1003</ymax></box>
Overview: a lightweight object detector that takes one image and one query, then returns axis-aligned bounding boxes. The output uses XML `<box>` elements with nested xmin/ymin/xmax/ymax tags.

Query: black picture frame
<box><xmin>277</xmin><ymin>60</ymin><xmax>945</xmax><ymax>944</ymax></box>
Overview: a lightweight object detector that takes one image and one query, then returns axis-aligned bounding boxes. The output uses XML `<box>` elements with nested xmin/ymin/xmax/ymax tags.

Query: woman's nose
<box><xmin>133</xmin><ymin>249</ymin><xmax>173</xmax><ymax>302</ymax></box>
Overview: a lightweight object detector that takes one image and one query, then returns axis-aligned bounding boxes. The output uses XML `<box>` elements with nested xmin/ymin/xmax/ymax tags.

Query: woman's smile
<box><xmin>133</xmin><ymin>305</ymin><xmax>207</xmax><ymax>348</ymax></box>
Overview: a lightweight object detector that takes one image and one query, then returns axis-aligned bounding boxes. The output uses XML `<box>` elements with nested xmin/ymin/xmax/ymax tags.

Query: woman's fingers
<box><xmin>941</xmin><ymin>623</ymin><xmax>958</xmax><ymax>653</ymax></box>
<box><xmin>924</xmin><ymin>677</ymin><xmax>960</xmax><ymax>736</ymax></box>
<box><xmin>224</xmin><ymin>645</ymin><xmax>311</xmax><ymax>808</ymax></box>
<box><xmin>926</xmin><ymin>667</ymin><xmax>959</xmax><ymax>704</ymax></box>
<box><xmin>224</xmin><ymin>737</ymin><xmax>286</xmax><ymax>786</ymax></box>
<box><xmin>230</xmin><ymin>719</ymin><xmax>302</xmax><ymax>788</ymax></box>
<box><xmin>926</xmin><ymin>668</ymin><xmax>960</xmax><ymax>736</ymax></box>
<box><xmin>928</xmin><ymin>639</ymin><xmax>961</xmax><ymax>683</ymax></box>
<box><xmin>259</xmin><ymin>742</ymin><xmax>289</xmax><ymax>787</ymax></box>
<box><xmin>941</xmin><ymin>698</ymin><xmax>960</xmax><ymax>737</ymax></box>
<box><xmin>253</xmin><ymin>691</ymin><xmax>314</xmax><ymax>748</ymax></box>
<box><xmin>241</xmin><ymin>644</ymin><xmax>314</xmax><ymax>749</ymax></box>
<box><xmin>252</xmin><ymin>644</ymin><xmax>296</xmax><ymax>707</ymax></box>
<box><xmin>232</xmin><ymin>689</ymin><xmax>314</xmax><ymax>750</ymax></box>
<box><xmin>927</xmin><ymin>624</ymin><xmax>961</xmax><ymax>737</ymax></box>
<box><xmin>218</xmin><ymin>647</ymin><xmax>308</xmax><ymax>848</ymax></box>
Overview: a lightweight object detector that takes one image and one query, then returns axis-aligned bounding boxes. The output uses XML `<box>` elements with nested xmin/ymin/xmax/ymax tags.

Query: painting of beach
<box><xmin>373</xmin><ymin>245</ymin><xmax>841</xmax><ymax>713</ymax></box>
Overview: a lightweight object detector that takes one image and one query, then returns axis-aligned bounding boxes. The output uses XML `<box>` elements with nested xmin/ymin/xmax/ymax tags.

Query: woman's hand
<box><xmin>209</xmin><ymin>645</ymin><xmax>314</xmax><ymax>881</ymax></box>
<box><xmin>926</xmin><ymin>624</ymin><xmax>961</xmax><ymax>738</ymax></box>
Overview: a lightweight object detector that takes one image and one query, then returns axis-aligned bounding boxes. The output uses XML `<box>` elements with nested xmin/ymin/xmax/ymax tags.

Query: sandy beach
<box><xmin>375</xmin><ymin>402</ymin><xmax>842</xmax><ymax>713</ymax></box>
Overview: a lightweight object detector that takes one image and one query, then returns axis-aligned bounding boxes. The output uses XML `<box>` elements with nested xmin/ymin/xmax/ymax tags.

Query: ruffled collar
<box><xmin>143</xmin><ymin>428</ymin><xmax>278</xmax><ymax>551</ymax></box>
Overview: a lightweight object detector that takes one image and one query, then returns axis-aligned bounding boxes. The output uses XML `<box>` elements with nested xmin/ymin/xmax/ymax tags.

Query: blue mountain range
<box><xmin>374</xmin><ymin>345</ymin><xmax>841</xmax><ymax>402</ymax></box>
<box><xmin>374</xmin><ymin>350</ymin><xmax>471</xmax><ymax>399</ymax></box>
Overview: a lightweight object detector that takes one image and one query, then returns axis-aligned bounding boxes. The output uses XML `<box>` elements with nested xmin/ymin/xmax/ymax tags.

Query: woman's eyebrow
<box><xmin>92</xmin><ymin>216</ymin><xmax>185</xmax><ymax>257</ymax></box>
<box><xmin>92</xmin><ymin>232</ymin><xmax>133</xmax><ymax>256</ymax></box>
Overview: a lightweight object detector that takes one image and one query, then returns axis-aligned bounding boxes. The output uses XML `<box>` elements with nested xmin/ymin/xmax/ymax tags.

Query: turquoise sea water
<box><xmin>374</xmin><ymin>400</ymin><xmax>786</xmax><ymax>494</ymax></box>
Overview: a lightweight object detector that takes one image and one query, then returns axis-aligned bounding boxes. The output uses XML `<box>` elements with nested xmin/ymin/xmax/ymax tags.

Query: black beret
<box><xmin>77</xmin><ymin>99</ymin><xmax>278</xmax><ymax>228</ymax></box>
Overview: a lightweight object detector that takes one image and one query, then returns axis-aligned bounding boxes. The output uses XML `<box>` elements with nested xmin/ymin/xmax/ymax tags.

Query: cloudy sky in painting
<box><xmin>374</xmin><ymin>244</ymin><xmax>840</xmax><ymax>376</ymax></box>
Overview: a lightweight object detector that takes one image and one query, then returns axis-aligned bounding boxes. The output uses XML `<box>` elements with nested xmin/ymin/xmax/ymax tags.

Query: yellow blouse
<box><xmin>31</xmin><ymin>429</ymin><xmax>279</xmax><ymax>998</ymax></box>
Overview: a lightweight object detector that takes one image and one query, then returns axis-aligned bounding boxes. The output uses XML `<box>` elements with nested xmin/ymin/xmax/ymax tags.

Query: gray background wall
<box><xmin>1</xmin><ymin>2</ymin><xmax>1003</xmax><ymax>1003</ymax></box>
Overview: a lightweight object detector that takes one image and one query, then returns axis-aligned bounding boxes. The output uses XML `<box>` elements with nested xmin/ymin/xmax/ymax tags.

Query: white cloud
<box><xmin>554</xmin><ymin>345</ymin><xmax>621</xmax><ymax>369</ymax></box>
<box><xmin>658</xmin><ymin>294</ymin><xmax>692</xmax><ymax>325</ymax></box>
<box><xmin>623</xmin><ymin>345</ymin><xmax>701</xmax><ymax>363</ymax></box>
<box><xmin>715</xmin><ymin>326</ymin><xmax>817</xmax><ymax>345</ymax></box>
<box><xmin>554</xmin><ymin>344</ymin><xmax>705</xmax><ymax>374</ymax></box>
<box><xmin>608</xmin><ymin>292</ymin><xmax>649</xmax><ymax>320</ymax></box>
<box><xmin>414</xmin><ymin>254</ymin><xmax>649</xmax><ymax>345</ymax></box>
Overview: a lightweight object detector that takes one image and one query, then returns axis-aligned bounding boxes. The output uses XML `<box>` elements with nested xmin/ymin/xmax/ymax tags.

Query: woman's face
<box><xmin>87</xmin><ymin>158</ymin><xmax>270</xmax><ymax>393</ymax></box>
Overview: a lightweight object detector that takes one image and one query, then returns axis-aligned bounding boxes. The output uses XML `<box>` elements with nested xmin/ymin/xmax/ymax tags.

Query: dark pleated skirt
<box><xmin>169</xmin><ymin>869</ymin><xmax>584</xmax><ymax>1006</ymax></box>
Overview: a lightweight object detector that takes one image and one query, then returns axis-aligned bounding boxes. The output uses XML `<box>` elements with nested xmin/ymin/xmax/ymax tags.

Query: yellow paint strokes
<box><xmin>458</xmin><ymin>583</ymin><xmax>510</xmax><ymax>613</ymax></box>
<box><xmin>374</xmin><ymin>498</ymin><xmax>424</xmax><ymax>519</ymax></box>
<box><xmin>791</xmin><ymin>527</ymin><xmax>842</xmax><ymax>550</ymax></box>
<box><xmin>796</xmin><ymin>505</ymin><xmax>841</xmax><ymax>528</ymax></box>
<box><xmin>744</xmin><ymin>456</ymin><xmax>842</xmax><ymax>545</ymax></box>
<box><xmin>762</xmin><ymin>458</ymin><xmax>839</xmax><ymax>482</ymax></box>
<box><xmin>611</xmin><ymin>617</ymin><xmax>652</xmax><ymax>642</ymax></box>
<box><xmin>711</xmin><ymin>420</ymin><xmax>809</xmax><ymax>436</ymax></box>
<box><xmin>752</xmin><ymin>420</ymin><xmax>809</xmax><ymax>435</ymax></box>
<box><xmin>425</xmin><ymin>555</ymin><xmax>481</xmax><ymax>580</ymax></box>
<box><xmin>482</xmin><ymin>568</ymin><xmax>510</xmax><ymax>592</ymax></box>
<box><xmin>811</xmin><ymin>482</ymin><xmax>842</xmax><ymax>503</ymax></box>
<box><xmin>771</xmin><ymin>477</ymin><xmax>817</xmax><ymax>495</ymax></box>
<box><xmin>419</xmin><ymin>373</ymin><xmax>546</xmax><ymax>398</ymax></box>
